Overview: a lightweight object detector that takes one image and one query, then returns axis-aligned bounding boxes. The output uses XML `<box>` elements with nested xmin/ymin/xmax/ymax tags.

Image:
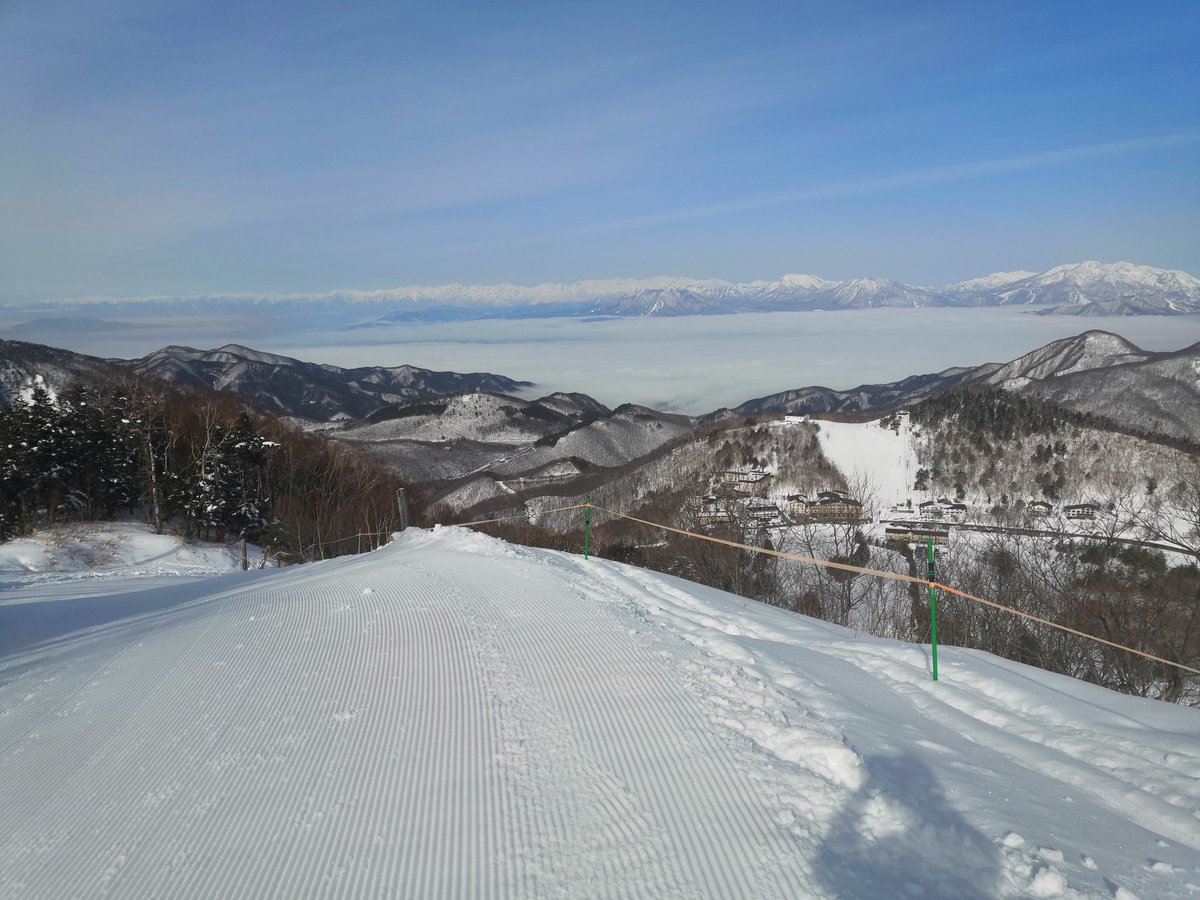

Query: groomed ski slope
<box><xmin>811</xmin><ymin>417</ymin><xmax>918</xmax><ymax>507</ymax></box>
<box><xmin>1</xmin><ymin>528</ymin><xmax>1198</xmax><ymax>898</ymax></box>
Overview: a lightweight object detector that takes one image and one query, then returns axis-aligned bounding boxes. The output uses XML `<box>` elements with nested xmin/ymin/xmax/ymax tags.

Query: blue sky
<box><xmin>2</xmin><ymin>0</ymin><xmax>1198</xmax><ymax>302</ymax></box>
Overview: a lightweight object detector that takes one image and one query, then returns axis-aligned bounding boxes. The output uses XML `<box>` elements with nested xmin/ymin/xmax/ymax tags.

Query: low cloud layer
<box><xmin>5</xmin><ymin>308</ymin><xmax>1199</xmax><ymax>414</ymax></box>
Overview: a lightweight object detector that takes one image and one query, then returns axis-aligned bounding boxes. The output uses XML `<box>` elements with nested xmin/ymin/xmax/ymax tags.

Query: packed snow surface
<box><xmin>1</xmin><ymin>528</ymin><xmax>1198</xmax><ymax>898</ymax></box>
<box><xmin>0</xmin><ymin>522</ymin><xmax>259</xmax><ymax>588</ymax></box>
<box><xmin>812</xmin><ymin>417</ymin><xmax>919</xmax><ymax>507</ymax></box>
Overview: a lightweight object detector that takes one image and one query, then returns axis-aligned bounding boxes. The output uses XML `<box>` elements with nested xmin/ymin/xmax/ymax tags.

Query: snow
<box><xmin>996</xmin><ymin>262</ymin><xmax>1200</xmax><ymax>309</ymax></box>
<box><xmin>40</xmin><ymin>262</ymin><xmax>1200</xmax><ymax>325</ymax></box>
<box><xmin>808</xmin><ymin>417</ymin><xmax>919</xmax><ymax>508</ymax></box>
<box><xmin>984</xmin><ymin>330</ymin><xmax>1149</xmax><ymax>384</ymax></box>
<box><xmin>489</xmin><ymin>411</ymin><xmax>692</xmax><ymax>476</ymax></box>
<box><xmin>16</xmin><ymin>373</ymin><xmax>55</xmax><ymax>404</ymax></box>
<box><xmin>1</xmin><ymin>526</ymin><xmax>1198</xmax><ymax>898</ymax></box>
<box><xmin>945</xmin><ymin>272</ymin><xmax>1039</xmax><ymax>292</ymax></box>
<box><xmin>347</xmin><ymin>393</ymin><xmax>550</xmax><ymax>444</ymax></box>
<box><xmin>0</xmin><ymin>522</ymin><xmax>260</xmax><ymax>585</ymax></box>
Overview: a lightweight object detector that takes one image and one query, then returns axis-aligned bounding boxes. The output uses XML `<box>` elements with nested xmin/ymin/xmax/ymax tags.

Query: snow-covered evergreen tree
<box><xmin>182</xmin><ymin>412</ymin><xmax>273</xmax><ymax>540</ymax></box>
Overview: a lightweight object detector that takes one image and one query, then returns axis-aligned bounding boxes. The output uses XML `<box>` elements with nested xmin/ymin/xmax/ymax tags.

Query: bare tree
<box><xmin>1128</xmin><ymin>450</ymin><xmax>1200</xmax><ymax>700</ymax></box>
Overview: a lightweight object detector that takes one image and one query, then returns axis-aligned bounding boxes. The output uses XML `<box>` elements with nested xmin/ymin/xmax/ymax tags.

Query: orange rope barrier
<box><xmin>931</xmin><ymin>582</ymin><xmax>1200</xmax><ymax>677</ymax></box>
<box><xmin>439</xmin><ymin>498</ymin><xmax>1199</xmax><ymax>678</ymax></box>
<box><xmin>592</xmin><ymin>504</ymin><xmax>1200</xmax><ymax>679</ymax></box>
<box><xmin>591</xmin><ymin>505</ymin><xmax>925</xmax><ymax>584</ymax></box>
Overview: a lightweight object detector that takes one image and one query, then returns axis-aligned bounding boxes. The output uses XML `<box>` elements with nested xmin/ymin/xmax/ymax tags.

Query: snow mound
<box><xmin>0</xmin><ymin>528</ymin><xmax>1196</xmax><ymax>898</ymax></box>
<box><xmin>0</xmin><ymin>522</ymin><xmax>259</xmax><ymax>583</ymax></box>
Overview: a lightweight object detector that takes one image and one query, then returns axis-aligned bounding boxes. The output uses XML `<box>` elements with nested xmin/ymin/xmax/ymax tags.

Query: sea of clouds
<box><xmin>3</xmin><ymin>308</ymin><xmax>1200</xmax><ymax>414</ymax></box>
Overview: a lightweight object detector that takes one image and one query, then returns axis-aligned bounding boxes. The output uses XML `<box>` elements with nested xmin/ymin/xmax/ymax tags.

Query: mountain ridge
<box><xmin>737</xmin><ymin>330</ymin><xmax>1200</xmax><ymax>443</ymax></box>
<box><xmin>16</xmin><ymin>261</ymin><xmax>1200</xmax><ymax>322</ymax></box>
<box><xmin>3</xmin><ymin>330</ymin><xmax>1198</xmax><ymax>443</ymax></box>
<box><xmin>0</xmin><ymin>340</ymin><xmax>531</xmax><ymax>422</ymax></box>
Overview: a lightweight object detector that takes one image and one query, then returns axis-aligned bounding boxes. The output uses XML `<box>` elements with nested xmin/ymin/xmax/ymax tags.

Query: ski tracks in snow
<box><xmin>408</xmin><ymin>541</ymin><xmax>817</xmax><ymax>897</ymax></box>
<box><xmin>578</xmin><ymin>557</ymin><xmax>1200</xmax><ymax>899</ymax></box>
<box><xmin>0</xmin><ymin>528</ymin><xmax>1198</xmax><ymax>898</ymax></box>
<box><xmin>0</xmin><ymin>532</ymin><xmax>820</xmax><ymax>897</ymax></box>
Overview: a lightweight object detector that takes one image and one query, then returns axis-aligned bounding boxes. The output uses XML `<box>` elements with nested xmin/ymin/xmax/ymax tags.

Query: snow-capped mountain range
<box><xmin>19</xmin><ymin>261</ymin><xmax>1200</xmax><ymax>322</ymax></box>
<box><xmin>340</xmin><ymin>261</ymin><xmax>1200</xmax><ymax>320</ymax></box>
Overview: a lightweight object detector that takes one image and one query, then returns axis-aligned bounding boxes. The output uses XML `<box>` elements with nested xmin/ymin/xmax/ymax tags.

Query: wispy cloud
<box><xmin>555</xmin><ymin>131</ymin><xmax>1200</xmax><ymax>236</ymax></box>
<box><xmin>3</xmin><ymin>0</ymin><xmax>1198</xmax><ymax>297</ymax></box>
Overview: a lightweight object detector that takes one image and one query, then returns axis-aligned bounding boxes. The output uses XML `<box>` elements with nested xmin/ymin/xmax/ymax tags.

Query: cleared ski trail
<box><xmin>0</xmin><ymin>528</ymin><xmax>1198</xmax><ymax>898</ymax></box>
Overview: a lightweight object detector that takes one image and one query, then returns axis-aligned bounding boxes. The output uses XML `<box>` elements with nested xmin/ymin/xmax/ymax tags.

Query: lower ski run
<box><xmin>1</xmin><ymin>527</ymin><xmax>1198</xmax><ymax>898</ymax></box>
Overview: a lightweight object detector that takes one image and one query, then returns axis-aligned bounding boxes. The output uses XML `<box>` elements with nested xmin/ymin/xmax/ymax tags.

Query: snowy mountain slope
<box><xmin>809</xmin><ymin>418</ymin><xmax>918</xmax><ymax>506</ymax></box>
<box><xmin>487</xmin><ymin>405</ymin><xmax>695</xmax><ymax>475</ymax></box>
<box><xmin>0</xmin><ymin>339</ymin><xmax>532</xmax><ymax>422</ymax></box>
<box><xmin>943</xmin><ymin>271</ymin><xmax>1039</xmax><ymax>295</ymax></box>
<box><xmin>343</xmin><ymin>394</ymin><xmax>696</xmax><ymax>488</ymax></box>
<box><xmin>0</xmin><ymin>339</ymin><xmax>117</xmax><ymax>406</ymax></box>
<box><xmin>1014</xmin><ymin>342</ymin><xmax>1200</xmax><ymax>443</ymax></box>
<box><xmin>808</xmin><ymin>277</ymin><xmax>942</xmax><ymax>309</ymax></box>
<box><xmin>797</xmin><ymin>410</ymin><xmax>1190</xmax><ymax>520</ymax></box>
<box><xmin>0</xmin><ymin>528</ymin><xmax>1196</xmax><ymax>898</ymax></box>
<box><xmin>982</xmin><ymin>331</ymin><xmax>1150</xmax><ymax>386</ymax></box>
<box><xmin>735</xmin><ymin>366</ymin><xmax>995</xmax><ymax>418</ymax></box>
<box><xmin>346</xmin><ymin>392</ymin><xmax>577</xmax><ymax>444</ymax></box>
<box><xmin>996</xmin><ymin>262</ymin><xmax>1200</xmax><ymax>311</ymax></box>
<box><xmin>352</xmin><ymin>437</ymin><xmax>530</xmax><ymax>483</ymax></box>
<box><xmin>529</xmin><ymin>390</ymin><xmax>613</xmax><ymax>422</ymax></box>
<box><xmin>585</xmin><ymin>273</ymin><xmax>941</xmax><ymax>316</ymax></box>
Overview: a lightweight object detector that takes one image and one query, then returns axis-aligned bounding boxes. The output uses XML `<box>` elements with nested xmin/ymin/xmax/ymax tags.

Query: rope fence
<box><xmin>446</xmin><ymin>499</ymin><xmax>1200</xmax><ymax>680</ymax></box>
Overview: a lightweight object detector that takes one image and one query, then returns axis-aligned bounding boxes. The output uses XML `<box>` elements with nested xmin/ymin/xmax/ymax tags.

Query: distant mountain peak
<box><xmin>1063</xmin><ymin>329</ymin><xmax>1143</xmax><ymax>352</ymax></box>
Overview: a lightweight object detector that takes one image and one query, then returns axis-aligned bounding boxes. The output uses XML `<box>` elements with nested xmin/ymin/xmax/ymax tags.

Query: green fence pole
<box><xmin>584</xmin><ymin>497</ymin><xmax>592</xmax><ymax>560</ymax></box>
<box><xmin>927</xmin><ymin>538</ymin><xmax>939</xmax><ymax>682</ymax></box>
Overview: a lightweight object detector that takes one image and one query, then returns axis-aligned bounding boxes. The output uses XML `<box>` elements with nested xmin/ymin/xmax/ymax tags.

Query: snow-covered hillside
<box><xmin>983</xmin><ymin>331</ymin><xmax>1149</xmax><ymax>385</ymax></box>
<box><xmin>0</xmin><ymin>522</ymin><xmax>260</xmax><ymax>583</ymax></box>
<box><xmin>810</xmin><ymin>417</ymin><xmax>919</xmax><ymax>507</ymax></box>
<box><xmin>996</xmin><ymin>262</ymin><xmax>1200</xmax><ymax>311</ymax></box>
<box><xmin>487</xmin><ymin>406</ymin><xmax>694</xmax><ymax>475</ymax></box>
<box><xmin>346</xmin><ymin>392</ymin><xmax>564</xmax><ymax>444</ymax></box>
<box><xmin>1</xmin><ymin>528</ymin><xmax>1196</xmax><ymax>898</ymax></box>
